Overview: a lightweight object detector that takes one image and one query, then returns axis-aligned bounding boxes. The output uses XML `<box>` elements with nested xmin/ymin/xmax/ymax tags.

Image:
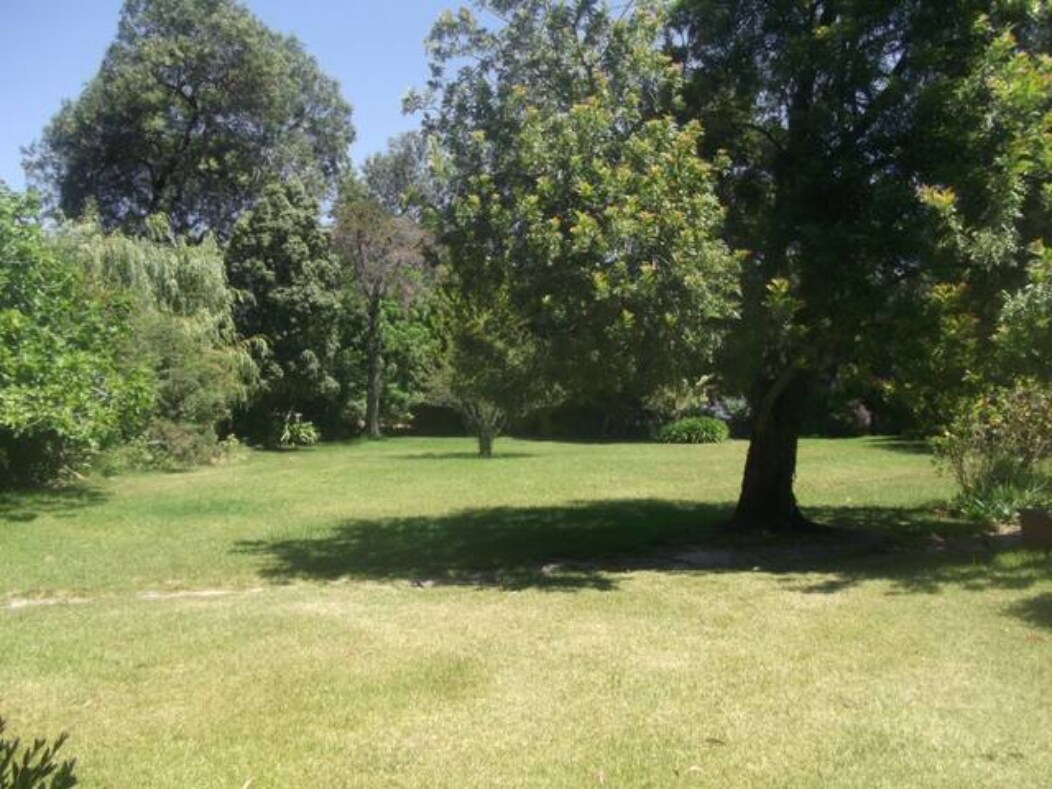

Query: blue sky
<box><xmin>0</xmin><ymin>0</ymin><xmax>459</xmax><ymax>190</ymax></box>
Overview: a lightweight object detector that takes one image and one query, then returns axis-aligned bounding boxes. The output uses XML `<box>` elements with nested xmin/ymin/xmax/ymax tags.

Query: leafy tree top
<box><xmin>26</xmin><ymin>0</ymin><xmax>355</xmax><ymax>239</ymax></box>
<box><xmin>413</xmin><ymin>0</ymin><xmax>740</xmax><ymax>406</ymax></box>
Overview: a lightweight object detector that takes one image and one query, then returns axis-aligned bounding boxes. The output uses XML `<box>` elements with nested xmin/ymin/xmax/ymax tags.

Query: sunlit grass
<box><xmin>2</xmin><ymin>438</ymin><xmax>1051</xmax><ymax>787</ymax></box>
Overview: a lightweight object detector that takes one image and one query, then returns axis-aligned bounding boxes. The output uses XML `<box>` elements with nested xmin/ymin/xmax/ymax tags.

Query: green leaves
<box><xmin>225</xmin><ymin>180</ymin><xmax>343</xmax><ymax>439</ymax></box>
<box><xmin>0</xmin><ymin>188</ymin><xmax>154</xmax><ymax>484</ymax></box>
<box><xmin>420</xmin><ymin>0</ymin><xmax>739</xmax><ymax>410</ymax></box>
<box><xmin>26</xmin><ymin>0</ymin><xmax>354</xmax><ymax>239</ymax></box>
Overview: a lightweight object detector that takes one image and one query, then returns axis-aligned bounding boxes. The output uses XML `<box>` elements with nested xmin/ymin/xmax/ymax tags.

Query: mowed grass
<box><xmin>2</xmin><ymin>437</ymin><xmax>1051</xmax><ymax>787</ymax></box>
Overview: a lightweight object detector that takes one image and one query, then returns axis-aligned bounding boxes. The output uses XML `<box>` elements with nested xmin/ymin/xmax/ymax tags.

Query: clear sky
<box><xmin>0</xmin><ymin>0</ymin><xmax>459</xmax><ymax>190</ymax></box>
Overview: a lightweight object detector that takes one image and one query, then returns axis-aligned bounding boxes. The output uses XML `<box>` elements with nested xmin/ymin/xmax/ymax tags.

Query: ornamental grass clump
<box><xmin>657</xmin><ymin>416</ymin><xmax>730</xmax><ymax>444</ymax></box>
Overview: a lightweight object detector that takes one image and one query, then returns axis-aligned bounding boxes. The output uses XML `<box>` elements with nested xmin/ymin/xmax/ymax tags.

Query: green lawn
<box><xmin>2</xmin><ymin>437</ymin><xmax>1051</xmax><ymax>787</ymax></box>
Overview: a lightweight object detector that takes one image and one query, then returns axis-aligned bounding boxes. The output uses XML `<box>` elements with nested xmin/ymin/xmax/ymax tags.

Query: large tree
<box><xmin>25</xmin><ymin>0</ymin><xmax>354</xmax><ymax>239</ymax></box>
<box><xmin>225</xmin><ymin>180</ymin><xmax>343</xmax><ymax>441</ymax></box>
<box><xmin>412</xmin><ymin>0</ymin><xmax>740</xmax><ymax>430</ymax></box>
<box><xmin>670</xmin><ymin>0</ymin><xmax>1051</xmax><ymax>528</ymax></box>
<box><xmin>52</xmin><ymin>215</ymin><xmax>256</xmax><ymax>463</ymax></box>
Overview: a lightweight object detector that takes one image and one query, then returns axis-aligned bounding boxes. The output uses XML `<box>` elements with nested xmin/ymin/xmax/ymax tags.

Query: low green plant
<box><xmin>279</xmin><ymin>414</ymin><xmax>319</xmax><ymax>449</ymax></box>
<box><xmin>0</xmin><ymin>717</ymin><xmax>77</xmax><ymax>788</ymax></box>
<box><xmin>934</xmin><ymin>379</ymin><xmax>1052</xmax><ymax>525</ymax></box>
<box><xmin>656</xmin><ymin>416</ymin><xmax>730</xmax><ymax>445</ymax></box>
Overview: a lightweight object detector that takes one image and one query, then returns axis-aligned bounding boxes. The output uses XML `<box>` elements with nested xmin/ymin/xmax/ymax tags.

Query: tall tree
<box><xmin>225</xmin><ymin>180</ymin><xmax>343</xmax><ymax>441</ymax></box>
<box><xmin>412</xmin><ymin>0</ymin><xmax>740</xmax><ymax>430</ymax></box>
<box><xmin>670</xmin><ymin>0</ymin><xmax>1051</xmax><ymax>528</ymax></box>
<box><xmin>52</xmin><ymin>215</ymin><xmax>256</xmax><ymax>462</ymax></box>
<box><xmin>25</xmin><ymin>0</ymin><xmax>354</xmax><ymax>239</ymax></box>
<box><xmin>332</xmin><ymin>181</ymin><xmax>430</xmax><ymax>440</ymax></box>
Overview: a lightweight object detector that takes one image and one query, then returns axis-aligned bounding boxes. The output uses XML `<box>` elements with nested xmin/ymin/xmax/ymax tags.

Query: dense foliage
<box><xmin>414</xmin><ymin>0</ymin><xmax>740</xmax><ymax>432</ymax></box>
<box><xmin>0</xmin><ymin>188</ymin><xmax>153</xmax><ymax>485</ymax></box>
<box><xmin>52</xmin><ymin>216</ymin><xmax>255</xmax><ymax>468</ymax></box>
<box><xmin>934</xmin><ymin>380</ymin><xmax>1052</xmax><ymax>524</ymax></box>
<box><xmin>25</xmin><ymin>0</ymin><xmax>354</xmax><ymax>239</ymax></box>
<box><xmin>225</xmin><ymin>180</ymin><xmax>344</xmax><ymax>442</ymax></box>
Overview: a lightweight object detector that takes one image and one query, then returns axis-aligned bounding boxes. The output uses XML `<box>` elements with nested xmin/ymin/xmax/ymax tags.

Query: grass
<box><xmin>2</xmin><ymin>437</ymin><xmax>1051</xmax><ymax>787</ymax></box>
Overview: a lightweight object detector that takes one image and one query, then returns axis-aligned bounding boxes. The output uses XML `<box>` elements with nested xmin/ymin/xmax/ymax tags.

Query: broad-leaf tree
<box><xmin>671</xmin><ymin>0</ymin><xmax>1051</xmax><ymax>528</ymax></box>
<box><xmin>0</xmin><ymin>187</ymin><xmax>153</xmax><ymax>484</ymax></box>
<box><xmin>412</xmin><ymin>0</ymin><xmax>740</xmax><ymax>432</ymax></box>
<box><xmin>225</xmin><ymin>180</ymin><xmax>343</xmax><ymax>441</ymax></box>
<box><xmin>25</xmin><ymin>0</ymin><xmax>354</xmax><ymax>239</ymax></box>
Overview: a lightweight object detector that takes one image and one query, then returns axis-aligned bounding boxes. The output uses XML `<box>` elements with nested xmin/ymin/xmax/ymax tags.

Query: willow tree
<box><xmin>671</xmin><ymin>0</ymin><xmax>1051</xmax><ymax>528</ymax></box>
<box><xmin>25</xmin><ymin>0</ymin><xmax>354</xmax><ymax>239</ymax></box>
<box><xmin>412</xmin><ymin>0</ymin><xmax>739</xmax><ymax>432</ymax></box>
<box><xmin>52</xmin><ymin>215</ymin><xmax>256</xmax><ymax>457</ymax></box>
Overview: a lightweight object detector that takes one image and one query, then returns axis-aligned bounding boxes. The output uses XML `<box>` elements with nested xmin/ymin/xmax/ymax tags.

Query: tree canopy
<box><xmin>670</xmin><ymin>0</ymin><xmax>1052</xmax><ymax>527</ymax></box>
<box><xmin>25</xmin><ymin>0</ymin><xmax>354</xmax><ymax>239</ymax></box>
<box><xmin>414</xmin><ymin>0</ymin><xmax>740</xmax><ymax>429</ymax></box>
<box><xmin>0</xmin><ymin>188</ymin><xmax>153</xmax><ymax>484</ymax></box>
<box><xmin>225</xmin><ymin>179</ymin><xmax>343</xmax><ymax>440</ymax></box>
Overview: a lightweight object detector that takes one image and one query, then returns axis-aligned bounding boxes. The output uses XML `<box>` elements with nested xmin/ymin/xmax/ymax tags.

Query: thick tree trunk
<box><xmin>734</xmin><ymin>369</ymin><xmax>813</xmax><ymax>530</ymax></box>
<box><xmin>477</xmin><ymin>427</ymin><xmax>494</xmax><ymax>458</ymax></box>
<box><xmin>365</xmin><ymin>295</ymin><xmax>383</xmax><ymax>440</ymax></box>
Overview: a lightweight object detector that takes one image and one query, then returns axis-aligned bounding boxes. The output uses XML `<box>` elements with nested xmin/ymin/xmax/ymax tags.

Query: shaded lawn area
<box><xmin>2</xmin><ymin>437</ymin><xmax>1051</xmax><ymax>787</ymax></box>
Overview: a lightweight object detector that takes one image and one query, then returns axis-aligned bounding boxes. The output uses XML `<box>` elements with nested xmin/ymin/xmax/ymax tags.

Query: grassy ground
<box><xmin>2</xmin><ymin>437</ymin><xmax>1050</xmax><ymax>787</ymax></box>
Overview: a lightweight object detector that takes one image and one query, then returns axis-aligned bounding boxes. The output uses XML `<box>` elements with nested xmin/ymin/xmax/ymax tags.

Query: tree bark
<box><xmin>734</xmin><ymin>369</ymin><xmax>813</xmax><ymax>530</ymax></box>
<box><xmin>365</xmin><ymin>294</ymin><xmax>383</xmax><ymax>440</ymax></box>
<box><xmin>477</xmin><ymin>427</ymin><xmax>494</xmax><ymax>458</ymax></box>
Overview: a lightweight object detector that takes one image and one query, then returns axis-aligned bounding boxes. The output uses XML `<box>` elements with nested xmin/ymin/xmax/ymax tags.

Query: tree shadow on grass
<box><xmin>236</xmin><ymin>498</ymin><xmax>1052</xmax><ymax>595</ymax></box>
<box><xmin>1005</xmin><ymin>593</ymin><xmax>1052</xmax><ymax>631</ymax></box>
<box><xmin>0</xmin><ymin>486</ymin><xmax>109</xmax><ymax>524</ymax></box>
<box><xmin>237</xmin><ymin>500</ymin><xmax>731</xmax><ymax>591</ymax></box>
<box><xmin>865</xmin><ymin>437</ymin><xmax>933</xmax><ymax>456</ymax></box>
<box><xmin>395</xmin><ymin>452</ymin><xmax>536</xmax><ymax>461</ymax></box>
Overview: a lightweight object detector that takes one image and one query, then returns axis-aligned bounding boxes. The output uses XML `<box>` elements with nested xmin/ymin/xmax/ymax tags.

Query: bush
<box><xmin>934</xmin><ymin>379</ymin><xmax>1052</xmax><ymax>525</ymax></box>
<box><xmin>0</xmin><ymin>190</ymin><xmax>154</xmax><ymax>487</ymax></box>
<box><xmin>0</xmin><ymin>717</ymin><xmax>77</xmax><ymax>788</ymax></box>
<box><xmin>279</xmin><ymin>414</ymin><xmax>319</xmax><ymax>449</ymax></box>
<box><xmin>657</xmin><ymin>416</ymin><xmax>730</xmax><ymax>444</ymax></box>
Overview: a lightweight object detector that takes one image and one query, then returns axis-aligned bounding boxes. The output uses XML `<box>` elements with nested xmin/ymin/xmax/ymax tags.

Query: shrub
<box><xmin>934</xmin><ymin>379</ymin><xmax>1052</xmax><ymax>524</ymax></box>
<box><xmin>1</xmin><ymin>189</ymin><xmax>154</xmax><ymax>486</ymax></box>
<box><xmin>0</xmin><ymin>717</ymin><xmax>77</xmax><ymax>788</ymax></box>
<box><xmin>657</xmin><ymin>416</ymin><xmax>730</xmax><ymax>444</ymax></box>
<box><xmin>279</xmin><ymin>414</ymin><xmax>319</xmax><ymax>449</ymax></box>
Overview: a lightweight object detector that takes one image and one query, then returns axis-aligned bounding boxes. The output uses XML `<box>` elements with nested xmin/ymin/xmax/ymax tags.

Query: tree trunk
<box><xmin>365</xmin><ymin>295</ymin><xmax>383</xmax><ymax>440</ymax></box>
<box><xmin>477</xmin><ymin>427</ymin><xmax>494</xmax><ymax>458</ymax></box>
<box><xmin>734</xmin><ymin>369</ymin><xmax>812</xmax><ymax>530</ymax></box>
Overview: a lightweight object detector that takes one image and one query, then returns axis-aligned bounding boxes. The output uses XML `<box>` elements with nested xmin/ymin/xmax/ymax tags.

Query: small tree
<box><xmin>934</xmin><ymin>379</ymin><xmax>1052</xmax><ymax>523</ymax></box>
<box><xmin>431</xmin><ymin>288</ymin><xmax>554</xmax><ymax>458</ymax></box>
